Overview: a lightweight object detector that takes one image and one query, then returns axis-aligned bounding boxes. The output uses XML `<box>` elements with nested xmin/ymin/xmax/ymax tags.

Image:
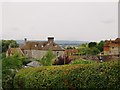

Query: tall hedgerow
<box><xmin>14</xmin><ymin>60</ymin><xmax>119</xmax><ymax>89</ymax></box>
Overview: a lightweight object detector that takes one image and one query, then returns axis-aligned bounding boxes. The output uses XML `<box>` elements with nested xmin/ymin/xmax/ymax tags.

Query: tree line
<box><xmin>78</xmin><ymin>40</ymin><xmax>105</xmax><ymax>55</ymax></box>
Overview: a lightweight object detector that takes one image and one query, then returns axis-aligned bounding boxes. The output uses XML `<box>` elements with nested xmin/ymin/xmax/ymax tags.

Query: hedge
<box><xmin>14</xmin><ymin>60</ymin><xmax>119</xmax><ymax>89</ymax></box>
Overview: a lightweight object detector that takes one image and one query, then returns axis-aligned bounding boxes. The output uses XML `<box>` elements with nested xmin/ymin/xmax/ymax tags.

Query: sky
<box><xmin>1</xmin><ymin>0</ymin><xmax>119</xmax><ymax>41</ymax></box>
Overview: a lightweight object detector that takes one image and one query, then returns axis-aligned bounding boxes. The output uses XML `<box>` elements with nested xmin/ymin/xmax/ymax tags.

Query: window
<box><xmin>25</xmin><ymin>51</ymin><xmax>27</xmax><ymax>54</ymax></box>
<box><xmin>56</xmin><ymin>52</ymin><xmax>59</xmax><ymax>56</ymax></box>
<box><xmin>35</xmin><ymin>45</ymin><xmax>37</xmax><ymax>47</ymax></box>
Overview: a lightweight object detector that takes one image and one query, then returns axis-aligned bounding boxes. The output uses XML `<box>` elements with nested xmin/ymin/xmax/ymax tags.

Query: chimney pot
<box><xmin>48</xmin><ymin>37</ymin><xmax>54</xmax><ymax>43</ymax></box>
<box><xmin>24</xmin><ymin>38</ymin><xmax>27</xmax><ymax>45</ymax></box>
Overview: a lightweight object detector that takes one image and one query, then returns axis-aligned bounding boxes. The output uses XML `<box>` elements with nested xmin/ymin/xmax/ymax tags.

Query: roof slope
<box><xmin>21</xmin><ymin>41</ymin><xmax>64</xmax><ymax>51</ymax></box>
<box><xmin>7</xmin><ymin>48</ymin><xmax>24</xmax><ymax>56</ymax></box>
<box><xmin>104</xmin><ymin>38</ymin><xmax>120</xmax><ymax>47</ymax></box>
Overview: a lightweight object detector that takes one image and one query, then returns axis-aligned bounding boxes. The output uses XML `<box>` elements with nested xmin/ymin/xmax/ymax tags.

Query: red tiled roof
<box><xmin>104</xmin><ymin>38</ymin><xmax>120</xmax><ymax>47</ymax></box>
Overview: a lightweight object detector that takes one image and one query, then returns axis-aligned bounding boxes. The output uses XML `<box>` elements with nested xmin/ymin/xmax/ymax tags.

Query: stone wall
<box><xmin>24</xmin><ymin>50</ymin><xmax>64</xmax><ymax>59</ymax></box>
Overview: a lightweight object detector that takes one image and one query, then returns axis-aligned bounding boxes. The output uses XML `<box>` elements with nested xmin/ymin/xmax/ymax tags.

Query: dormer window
<box><xmin>35</xmin><ymin>45</ymin><xmax>37</xmax><ymax>47</ymax></box>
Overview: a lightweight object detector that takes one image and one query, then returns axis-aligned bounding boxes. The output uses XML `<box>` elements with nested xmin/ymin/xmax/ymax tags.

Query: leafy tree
<box><xmin>1</xmin><ymin>40</ymin><xmax>19</xmax><ymax>52</ymax></box>
<box><xmin>40</xmin><ymin>50</ymin><xmax>55</xmax><ymax>66</ymax></box>
<box><xmin>88</xmin><ymin>42</ymin><xmax>97</xmax><ymax>48</ymax></box>
<box><xmin>89</xmin><ymin>47</ymin><xmax>100</xmax><ymax>55</ymax></box>
<box><xmin>78</xmin><ymin>43</ymin><xmax>100</xmax><ymax>55</ymax></box>
<box><xmin>97</xmin><ymin>40</ymin><xmax>105</xmax><ymax>52</ymax></box>
<box><xmin>2</xmin><ymin>54</ymin><xmax>26</xmax><ymax>89</ymax></box>
<box><xmin>80</xmin><ymin>43</ymin><xmax>88</xmax><ymax>47</ymax></box>
<box><xmin>78</xmin><ymin>43</ymin><xmax>89</xmax><ymax>55</ymax></box>
<box><xmin>78</xmin><ymin>47</ymin><xmax>89</xmax><ymax>55</ymax></box>
<box><xmin>66</xmin><ymin>46</ymin><xmax>75</xmax><ymax>49</ymax></box>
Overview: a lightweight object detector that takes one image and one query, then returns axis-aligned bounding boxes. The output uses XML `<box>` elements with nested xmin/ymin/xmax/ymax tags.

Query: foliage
<box><xmin>1</xmin><ymin>40</ymin><xmax>19</xmax><ymax>52</ymax></box>
<box><xmin>14</xmin><ymin>60</ymin><xmax>119</xmax><ymax>89</ymax></box>
<box><xmin>40</xmin><ymin>50</ymin><xmax>55</xmax><ymax>66</ymax></box>
<box><xmin>78</xmin><ymin>41</ymin><xmax>105</xmax><ymax>55</ymax></box>
<box><xmin>89</xmin><ymin>47</ymin><xmax>100</xmax><ymax>55</ymax></box>
<box><xmin>88</xmin><ymin>42</ymin><xmax>97</xmax><ymax>48</ymax></box>
<box><xmin>78</xmin><ymin>46</ymin><xmax>100</xmax><ymax>55</ymax></box>
<box><xmin>66</xmin><ymin>46</ymin><xmax>76</xmax><ymax>49</ymax></box>
<box><xmin>78</xmin><ymin>46</ymin><xmax>89</xmax><ymax>55</ymax></box>
<box><xmin>53</xmin><ymin>55</ymin><xmax>72</xmax><ymax>65</ymax></box>
<box><xmin>2</xmin><ymin>54</ymin><xmax>26</xmax><ymax>89</ymax></box>
<box><xmin>71</xmin><ymin>59</ymin><xmax>96</xmax><ymax>65</ymax></box>
<box><xmin>96</xmin><ymin>40</ymin><xmax>105</xmax><ymax>52</ymax></box>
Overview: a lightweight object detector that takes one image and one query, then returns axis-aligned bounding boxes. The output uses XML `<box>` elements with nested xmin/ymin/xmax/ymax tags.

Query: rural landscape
<box><xmin>1</xmin><ymin>1</ymin><xmax>119</xmax><ymax>89</ymax></box>
<box><xmin>0</xmin><ymin>37</ymin><xmax>120</xmax><ymax>89</ymax></box>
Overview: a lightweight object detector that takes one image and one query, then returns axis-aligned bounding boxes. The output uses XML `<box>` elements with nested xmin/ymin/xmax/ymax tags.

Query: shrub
<box><xmin>14</xmin><ymin>60</ymin><xmax>119</xmax><ymax>89</ymax></box>
<box><xmin>2</xmin><ymin>54</ymin><xmax>26</xmax><ymax>89</ymax></box>
<box><xmin>71</xmin><ymin>59</ymin><xmax>96</xmax><ymax>65</ymax></box>
<box><xmin>39</xmin><ymin>50</ymin><xmax>55</xmax><ymax>66</ymax></box>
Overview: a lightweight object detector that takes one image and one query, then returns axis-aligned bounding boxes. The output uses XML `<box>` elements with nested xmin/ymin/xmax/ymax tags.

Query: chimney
<box><xmin>24</xmin><ymin>38</ymin><xmax>27</xmax><ymax>43</ymax></box>
<box><xmin>48</xmin><ymin>37</ymin><xmax>54</xmax><ymax>43</ymax></box>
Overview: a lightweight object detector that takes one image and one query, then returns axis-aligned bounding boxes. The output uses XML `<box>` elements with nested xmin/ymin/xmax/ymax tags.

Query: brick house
<box><xmin>103</xmin><ymin>38</ymin><xmax>120</xmax><ymax>55</ymax></box>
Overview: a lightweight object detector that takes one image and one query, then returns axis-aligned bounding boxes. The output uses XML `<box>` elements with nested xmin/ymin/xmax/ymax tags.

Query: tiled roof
<box><xmin>7</xmin><ymin>48</ymin><xmax>24</xmax><ymax>56</ymax></box>
<box><xmin>104</xmin><ymin>38</ymin><xmax>120</xmax><ymax>47</ymax></box>
<box><xmin>115</xmin><ymin>38</ymin><xmax>120</xmax><ymax>43</ymax></box>
<box><xmin>21</xmin><ymin>41</ymin><xmax>65</xmax><ymax>51</ymax></box>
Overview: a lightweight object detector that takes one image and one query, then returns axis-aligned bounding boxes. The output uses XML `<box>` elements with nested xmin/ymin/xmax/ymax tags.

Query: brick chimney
<box><xmin>48</xmin><ymin>37</ymin><xmax>54</xmax><ymax>43</ymax></box>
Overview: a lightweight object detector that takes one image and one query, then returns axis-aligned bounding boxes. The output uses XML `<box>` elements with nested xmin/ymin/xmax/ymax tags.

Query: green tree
<box><xmin>1</xmin><ymin>40</ymin><xmax>19</xmax><ymax>52</ymax></box>
<box><xmin>40</xmin><ymin>50</ymin><xmax>55</xmax><ymax>66</ymax></box>
<box><xmin>2</xmin><ymin>54</ymin><xmax>26</xmax><ymax>89</ymax></box>
<box><xmin>78</xmin><ymin>43</ymin><xmax>100</xmax><ymax>55</ymax></box>
<box><xmin>88</xmin><ymin>42</ymin><xmax>97</xmax><ymax>48</ymax></box>
<box><xmin>97</xmin><ymin>40</ymin><xmax>105</xmax><ymax>52</ymax></box>
<box><xmin>90</xmin><ymin>47</ymin><xmax>100</xmax><ymax>55</ymax></box>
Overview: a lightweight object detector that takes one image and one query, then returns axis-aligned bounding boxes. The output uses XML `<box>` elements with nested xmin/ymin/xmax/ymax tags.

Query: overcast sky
<box><xmin>1</xmin><ymin>1</ymin><xmax>118</xmax><ymax>41</ymax></box>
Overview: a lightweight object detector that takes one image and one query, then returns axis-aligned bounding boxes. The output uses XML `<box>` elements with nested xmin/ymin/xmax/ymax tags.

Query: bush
<box><xmin>2</xmin><ymin>54</ymin><xmax>26</xmax><ymax>89</ymax></box>
<box><xmin>14</xmin><ymin>60</ymin><xmax>119</xmax><ymax>89</ymax></box>
<box><xmin>40</xmin><ymin>50</ymin><xmax>55</xmax><ymax>66</ymax></box>
<box><xmin>71</xmin><ymin>59</ymin><xmax>96</xmax><ymax>65</ymax></box>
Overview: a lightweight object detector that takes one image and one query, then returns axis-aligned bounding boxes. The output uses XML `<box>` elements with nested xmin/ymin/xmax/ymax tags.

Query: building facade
<box><xmin>6</xmin><ymin>37</ymin><xmax>65</xmax><ymax>59</ymax></box>
<box><xmin>104</xmin><ymin>38</ymin><xmax>120</xmax><ymax>55</ymax></box>
<box><xmin>20</xmin><ymin>37</ymin><xmax>65</xmax><ymax>59</ymax></box>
